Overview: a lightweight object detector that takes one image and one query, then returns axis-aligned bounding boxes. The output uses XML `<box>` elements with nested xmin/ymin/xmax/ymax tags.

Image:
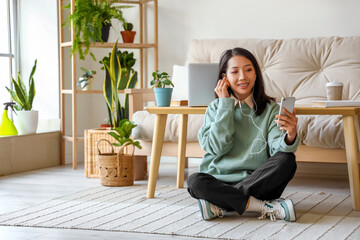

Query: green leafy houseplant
<box><xmin>99</xmin><ymin>49</ymin><xmax>136</xmax><ymax>90</ymax></box>
<box><xmin>76</xmin><ymin>67</ymin><xmax>96</xmax><ymax>90</ymax></box>
<box><xmin>150</xmin><ymin>70</ymin><xmax>174</xmax><ymax>88</ymax></box>
<box><xmin>5</xmin><ymin>59</ymin><xmax>37</xmax><ymax>111</ymax></box>
<box><xmin>62</xmin><ymin>0</ymin><xmax>132</xmax><ymax>61</ymax></box>
<box><xmin>150</xmin><ymin>70</ymin><xmax>174</xmax><ymax>107</ymax></box>
<box><xmin>103</xmin><ymin>41</ymin><xmax>138</xmax><ymax>128</ymax></box>
<box><xmin>108</xmin><ymin>119</ymin><xmax>142</xmax><ymax>150</ymax></box>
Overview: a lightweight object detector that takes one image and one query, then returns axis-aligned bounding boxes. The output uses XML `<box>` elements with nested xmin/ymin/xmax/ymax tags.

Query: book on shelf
<box><xmin>312</xmin><ymin>100</ymin><xmax>360</xmax><ymax>107</ymax></box>
<box><xmin>171</xmin><ymin>99</ymin><xmax>188</xmax><ymax>106</ymax></box>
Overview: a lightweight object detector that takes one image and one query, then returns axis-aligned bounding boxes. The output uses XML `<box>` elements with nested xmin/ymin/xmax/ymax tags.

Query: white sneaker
<box><xmin>198</xmin><ymin>199</ymin><xmax>225</xmax><ymax>220</ymax></box>
<box><xmin>259</xmin><ymin>198</ymin><xmax>296</xmax><ymax>222</ymax></box>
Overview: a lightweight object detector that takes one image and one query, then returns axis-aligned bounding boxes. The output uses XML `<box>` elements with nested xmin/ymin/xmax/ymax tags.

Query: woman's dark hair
<box><xmin>216</xmin><ymin>47</ymin><xmax>275</xmax><ymax>116</ymax></box>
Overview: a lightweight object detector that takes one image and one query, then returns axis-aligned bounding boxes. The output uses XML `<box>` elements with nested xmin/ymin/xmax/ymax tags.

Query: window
<box><xmin>1</xmin><ymin>0</ymin><xmax>59</xmax><ymax>125</ymax></box>
<box><xmin>0</xmin><ymin>0</ymin><xmax>17</xmax><ymax>108</ymax></box>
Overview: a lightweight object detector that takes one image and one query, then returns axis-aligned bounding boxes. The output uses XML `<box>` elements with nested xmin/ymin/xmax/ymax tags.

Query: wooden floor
<box><xmin>0</xmin><ymin>160</ymin><xmax>351</xmax><ymax>240</ymax></box>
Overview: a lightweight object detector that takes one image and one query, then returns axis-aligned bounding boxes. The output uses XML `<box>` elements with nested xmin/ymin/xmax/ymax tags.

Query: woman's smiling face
<box><xmin>225</xmin><ymin>55</ymin><xmax>256</xmax><ymax>100</ymax></box>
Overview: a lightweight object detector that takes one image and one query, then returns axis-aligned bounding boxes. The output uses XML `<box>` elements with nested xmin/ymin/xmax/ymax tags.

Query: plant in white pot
<box><xmin>77</xmin><ymin>67</ymin><xmax>96</xmax><ymax>91</ymax></box>
<box><xmin>5</xmin><ymin>59</ymin><xmax>38</xmax><ymax>135</ymax></box>
<box><xmin>150</xmin><ymin>70</ymin><xmax>174</xmax><ymax>107</ymax></box>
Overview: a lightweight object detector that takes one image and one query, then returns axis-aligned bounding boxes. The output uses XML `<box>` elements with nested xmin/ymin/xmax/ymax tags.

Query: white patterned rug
<box><xmin>0</xmin><ymin>185</ymin><xmax>359</xmax><ymax>240</ymax></box>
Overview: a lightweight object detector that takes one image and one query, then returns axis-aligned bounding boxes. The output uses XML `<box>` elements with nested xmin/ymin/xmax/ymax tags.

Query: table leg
<box><xmin>177</xmin><ymin>114</ymin><xmax>188</xmax><ymax>188</ymax></box>
<box><xmin>147</xmin><ymin>114</ymin><xmax>167</xmax><ymax>198</ymax></box>
<box><xmin>342</xmin><ymin>115</ymin><xmax>360</xmax><ymax>210</ymax></box>
<box><xmin>355</xmin><ymin>115</ymin><xmax>360</xmax><ymax>151</ymax></box>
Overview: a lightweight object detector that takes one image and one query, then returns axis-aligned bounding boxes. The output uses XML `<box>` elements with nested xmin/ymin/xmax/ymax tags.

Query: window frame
<box><xmin>1</xmin><ymin>0</ymin><xmax>19</xmax><ymax>111</ymax></box>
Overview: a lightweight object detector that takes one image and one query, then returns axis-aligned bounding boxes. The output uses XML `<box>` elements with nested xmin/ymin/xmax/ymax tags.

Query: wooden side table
<box><xmin>145</xmin><ymin>106</ymin><xmax>360</xmax><ymax>210</ymax></box>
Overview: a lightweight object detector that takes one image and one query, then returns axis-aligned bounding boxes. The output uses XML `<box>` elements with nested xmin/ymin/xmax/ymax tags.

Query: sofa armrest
<box><xmin>125</xmin><ymin>88</ymin><xmax>155</xmax><ymax>121</ymax></box>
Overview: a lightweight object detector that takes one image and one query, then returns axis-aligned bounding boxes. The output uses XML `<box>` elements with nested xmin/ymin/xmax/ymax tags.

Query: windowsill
<box><xmin>0</xmin><ymin>131</ymin><xmax>61</xmax><ymax>176</ymax></box>
<box><xmin>0</xmin><ymin>130</ymin><xmax>60</xmax><ymax>138</ymax></box>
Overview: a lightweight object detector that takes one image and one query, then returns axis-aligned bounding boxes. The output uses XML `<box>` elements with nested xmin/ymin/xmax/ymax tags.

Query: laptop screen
<box><xmin>188</xmin><ymin>63</ymin><xmax>219</xmax><ymax>107</ymax></box>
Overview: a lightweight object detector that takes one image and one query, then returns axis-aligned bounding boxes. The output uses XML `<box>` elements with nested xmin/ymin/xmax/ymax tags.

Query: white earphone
<box><xmin>233</xmin><ymin>89</ymin><xmax>285</xmax><ymax>155</ymax></box>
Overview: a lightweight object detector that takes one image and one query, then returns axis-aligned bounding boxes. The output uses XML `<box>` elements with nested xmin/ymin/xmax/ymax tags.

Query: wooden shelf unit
<box><xmin>58</xmin><ymin>0</ymin><xmax>158</xmax><ymax>169</ymax></box>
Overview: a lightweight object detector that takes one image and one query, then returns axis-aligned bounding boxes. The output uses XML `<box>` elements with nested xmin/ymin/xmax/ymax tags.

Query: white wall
<box><xmin>19</xmin><ymin>0</ymin><xmax>59</xmax><ymax>121</ymax></box>
<box><xmin>69</xmin><ymin>0</ymin><xmax>360</xmax><ymax>163</ymax></box>
<box><xmin>157</xmin><ymin>0</ymin><xmax>360</xmax><ymax>74</ymax></box>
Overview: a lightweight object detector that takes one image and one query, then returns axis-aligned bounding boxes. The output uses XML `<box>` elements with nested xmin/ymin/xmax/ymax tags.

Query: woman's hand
<box><xmin>214</xmin><ymin>76</ymin><xmax>230</xmax><ymax>98</ymax></box>
<box><xmin>275</xmin><ymin>108</ymin><xmax>298</xmax><ymax>145</ymax></box>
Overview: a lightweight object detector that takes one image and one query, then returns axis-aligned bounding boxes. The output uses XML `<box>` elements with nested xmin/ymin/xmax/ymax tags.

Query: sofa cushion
<box><xmin>132</xmin><ymin>111</ymin><xmax>205</xmax><ymax>142</ymax></box>
<box><xmin>133</xmin><ymin>110</ymin><xmax>345</xmax><ymax>149</ymax></box>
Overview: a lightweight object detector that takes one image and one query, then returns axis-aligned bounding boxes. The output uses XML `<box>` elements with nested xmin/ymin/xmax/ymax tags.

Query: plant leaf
<box><xmin>28</xmin><ymin>59</ymin><xmax>37</xmax><ymax>87</ymax></box>
<box><xmin>18</xmin><ymin>74</ymin><xmax>28</xmax><ymax>101</ymax></box>
<box><xmin>124</xmin><ymin>71</ymin><xmax>138</xmax><ymax>119</ymax></box>
<box><xmin>5</xmin><ymin>86</ymin><xmax>21</xmax><ymax>106</ymax></box>
<box><xmin>11</xmin><ymin>76</ymin><xmax>28</xmax><ymax>110</ymax></box>
<box><xmin>28</xmin><ymin>77</ymin><xmax>35</xmax><ymax>110</ymax></box>
<box><xmin>108</xmin><ymin>132</ymin><xmax>121</xmax><ymax>143</ymax></box>
<box><xmin>103</xmin><ymin>64</ymin><xmax>114</xmax><ymax>127</ymax></box>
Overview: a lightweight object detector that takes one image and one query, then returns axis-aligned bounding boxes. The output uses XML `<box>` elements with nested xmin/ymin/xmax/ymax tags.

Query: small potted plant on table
<box><xmin>151</xmin><ymin>70</ymin><xmax>174</xmax><ymax>107</ymax></box>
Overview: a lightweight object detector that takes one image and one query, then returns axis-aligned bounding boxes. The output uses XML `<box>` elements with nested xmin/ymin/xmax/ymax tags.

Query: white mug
<box><xmin>326</xmin><ymin>82</ymin><xmax>343</xmax><ymax>101</ymax></box>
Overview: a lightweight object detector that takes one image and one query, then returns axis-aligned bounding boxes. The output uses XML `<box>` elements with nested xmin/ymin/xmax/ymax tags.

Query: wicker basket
<box><xmin>85</xmin><ymin>128</ymin><xmax>147</xmax><ymax>180</ymax></box>
<box><xmin>96</xmin><ymin>139</ymin><xmax>134</xmax><ymax>187</ymax></box>
<box><xmin>85</xmin><ymin>128</ymin><xmax>123</xmax><ymax>178</ymax></box>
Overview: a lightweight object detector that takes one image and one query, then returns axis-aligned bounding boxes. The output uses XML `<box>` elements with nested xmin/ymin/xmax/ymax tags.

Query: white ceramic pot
<box><xmin>80</xmin><ymin>76</ymin><xmax>93</xmax><ymax>91</ymax></box>
<box><xmin>14</xmin><ymin>110</ymin><xmax>39</xmax><ymax>135</ymax></box>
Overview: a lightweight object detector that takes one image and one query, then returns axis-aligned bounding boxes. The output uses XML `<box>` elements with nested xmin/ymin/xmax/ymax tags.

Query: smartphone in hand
<box><xmin>277</xmin><ymin>97</ymin><xmax>295</xmax><ymax>127</ymax></box>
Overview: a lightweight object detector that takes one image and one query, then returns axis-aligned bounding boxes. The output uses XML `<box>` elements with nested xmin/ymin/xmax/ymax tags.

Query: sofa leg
<box><xmin>134</xmin><ymin>156</ymin><xmax>148</xmax><ymax>181</ymax></box>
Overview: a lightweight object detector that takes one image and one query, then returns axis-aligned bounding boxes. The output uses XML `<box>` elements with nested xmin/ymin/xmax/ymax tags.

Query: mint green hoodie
<box><xmin>198</xmin><ymin>97</ymin><xmax>300</xmax><ymax>182</ymax></box>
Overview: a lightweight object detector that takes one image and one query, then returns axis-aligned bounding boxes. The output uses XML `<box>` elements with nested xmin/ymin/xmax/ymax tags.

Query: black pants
<box><xmin>187</xmin><ymin>152</ymin><xmax>297</xmax><ymax>215</ymax></box>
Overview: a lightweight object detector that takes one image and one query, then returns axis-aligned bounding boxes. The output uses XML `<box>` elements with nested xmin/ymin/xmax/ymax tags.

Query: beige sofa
<box><xmin>130</xmin><ymin>36</ymin><xmax>360</xmax><ymax>159</ymax></box>
<box><xmin>127</xmin><ymin>36</ymin><xmax>360</xmax><ymax>207</ymax></box>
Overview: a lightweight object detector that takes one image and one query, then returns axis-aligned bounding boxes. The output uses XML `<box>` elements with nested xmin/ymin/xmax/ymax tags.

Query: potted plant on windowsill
<box><xmin>77</xmin><ymin>67</ymin><xmax>96</xmax><ymax>91</ymax></box>
<box><xmin>120</xmin><ymin>22</ymin><xmax>136</xmax><ymax>43</ymax></box>
<box><xmin>150</xmin><ymin>70</ymin><xmax>174</xmax><ymax>107</ymax></box>
<box><xmin>5</xmin><ymin>59</ymin><xmax>38</xmax><ymax>135</ymax></box>
<box><xmin>62</xmin><ymin>0</ymin><xmax>133</xmax><ymax>61</ymax></box>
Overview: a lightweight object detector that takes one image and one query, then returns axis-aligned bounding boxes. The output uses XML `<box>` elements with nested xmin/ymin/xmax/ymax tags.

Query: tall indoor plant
<box><xmin>5</xmin><ymin>59</ymin><xmax>38</xmax><ymax>134</ymax></box>
<box><xmin>63</xmin><ymin>0</ymin><xmax>132</xmax><ymax>61</ymax></box>
<box><xmin>150</xmin><ymin>70</ymin><xmax>174</xmax><ymax>107</ymax></box>
<box><xmin>103</xmin><ymin>41</ymin><xmax>138</xmax><ymax>128</ymax></box>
